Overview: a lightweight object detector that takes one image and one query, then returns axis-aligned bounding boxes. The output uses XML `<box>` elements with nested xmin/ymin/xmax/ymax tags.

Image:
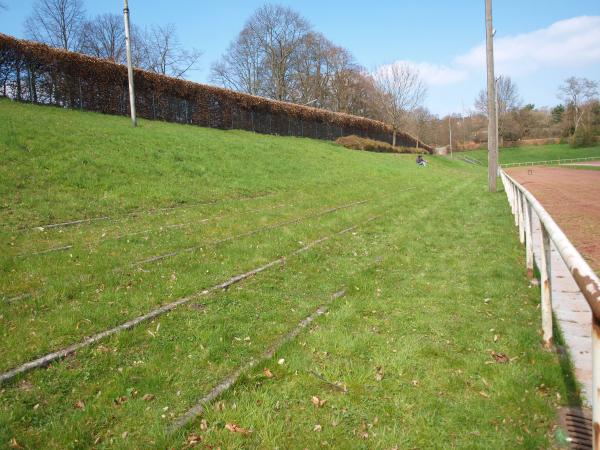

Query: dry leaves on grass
<box><xmin>311</xmin><ymin>396</ymin><xmax>327</xmax><ymax>407</ymax></box>
<box><xmin>113</xmin><ymin>396</ymin><xmax>128</xmax><ymax>406</ymax></box>
<box><xmin>263</xmin><ymin>367</ymin><xmax>274</xmax><ymax>378</ymax></box>
<box><xmin>225</xmin><ymin>423</ymin><xmax>252</xmax><ymax>435</ymax></box>
<box><xmin>490</xmin><ymin>351</ymin><xmax>509</xmax><ymax>363</ymax></box>
<box><xmin>375</xmin><ymin>366</ymin><xmax>384</xmax><ymax>382</ymax></box>
<box><xmin>200</xmin><ymin>419</ymin><xmax>208</xmax><ymax>431</ymax></box>
<box><xmin>184</xmin><ymin>433</ymin><xmax>202</xmax><ymax>448</ymax></box>
<box><xmin>313</xmin><ymin>424</ymin><xmax>322</xmax><ymax>432</ymax></box>
<box><xmin>142</xmin><ymin>393</ymin><xmax>155</xmax><ymax>402</ymax></box>
<box><xmin>74</xmin><ymin>400</ymin><xmax>85</xmax><ymax>409</ymax></box>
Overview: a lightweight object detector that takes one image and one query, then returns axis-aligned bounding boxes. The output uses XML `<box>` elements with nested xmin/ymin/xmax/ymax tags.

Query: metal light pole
<box><xmin>485</xmin><ymin>0</ymin><xmax>498</xmax><ymax>192</ymax></box>
<box><xmin>123</xmin><ymin>0</ymin><xmax>137</xmax><ymax>127</ymax></box>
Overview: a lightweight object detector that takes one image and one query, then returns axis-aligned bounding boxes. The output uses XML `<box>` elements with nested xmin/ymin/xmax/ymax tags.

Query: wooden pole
<box><xmin>485</xmin><ymin>0</ymin><xmax>498</xmax><ymax>191</ymax></box>
<box><xmin>123</xmin><ymin>0</ymin><xmax>137</xmax><ymax>127</ymax></box>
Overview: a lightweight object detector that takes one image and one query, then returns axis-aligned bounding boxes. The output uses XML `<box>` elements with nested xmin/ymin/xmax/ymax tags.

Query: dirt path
<box><xmin>507</xmin><ymin>166</ymin><xmax>600</xmax><ymax>272</ymax></box>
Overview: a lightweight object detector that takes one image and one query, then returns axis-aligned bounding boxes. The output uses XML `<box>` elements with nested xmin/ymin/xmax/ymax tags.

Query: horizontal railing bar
<box><xmin>501</xmin><ymin>156</ymin><xmax>599</xmax><ymax>168</ymax></box>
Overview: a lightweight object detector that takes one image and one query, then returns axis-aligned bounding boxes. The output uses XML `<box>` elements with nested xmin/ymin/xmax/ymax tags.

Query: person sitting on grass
<box><xmin>416</xmin><ymin>154</ymin><xmax>428</xmax><ymax>167</ymax></box>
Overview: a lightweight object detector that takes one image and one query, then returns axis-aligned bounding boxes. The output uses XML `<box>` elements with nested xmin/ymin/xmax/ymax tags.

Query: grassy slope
<box><xmin>463</xmin><ymin>143</ymin><xmax>600</xmax><ymax>165</ymax></box>
<box><xmin>0</xmin><ymin>100</ymin><xmax>571</xmax><ymax>448</ymax></box>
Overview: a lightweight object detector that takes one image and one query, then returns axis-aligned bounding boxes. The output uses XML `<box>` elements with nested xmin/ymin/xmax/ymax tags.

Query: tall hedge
<box><xmin>0</xmin><ymin>33</ymin><xmax>433</xmax><ymax>153</ymax></box>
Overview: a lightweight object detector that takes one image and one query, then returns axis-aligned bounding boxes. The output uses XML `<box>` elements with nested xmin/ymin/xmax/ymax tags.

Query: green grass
<box><xmin>0</xmin><ymin>99</ymin><xmax>572</xmax><ymax>448</ymax></box>
<box><xmin>461</xmin><ymin>143</ymin><xmax>600</xmax><ymax>166</ymax></box>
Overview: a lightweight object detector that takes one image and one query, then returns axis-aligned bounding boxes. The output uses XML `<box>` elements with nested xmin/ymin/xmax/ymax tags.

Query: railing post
<box><xmin>593</xmin><ymin>317</ymin><xmax>600</xmax><ymax>449</ymax></box>
<box><xmin>514</xmin><ymin>186</ymin><xmax>520</xmax><ymax>227</ymax></box>
<box><xmin>540</xmin><ymin>222</ymin><xmax>553</xmax><ymax>348</ymax></box>
<box><xmin>518</xmin><ymin>191</ymin><xmax>525</xmax><ymax>244</ymax></box>
<box><xmin>509</xmin><ymin>181</ymin><xmax>515</xmax><ymax>214</ymax></box>
<box><xmin>524</xmin><ymin>200</ymin><xmax>534</xmax><ymax>279</ymax></box>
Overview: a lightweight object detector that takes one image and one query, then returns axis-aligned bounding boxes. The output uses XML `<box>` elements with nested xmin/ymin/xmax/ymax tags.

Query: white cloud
<box><xmin>377</xmin><ymin>16</ymin><xmax>600</xmax><ymax>89</ymax></box>
<box><xmin>375</xmin><ymin>60</ymin><xmax>468</xmax><ymax>86</ymax></box>
<box><xmin>455</xmin><ymin>16</ymin><xmax>600</xmax><ymax>75</ymax></box>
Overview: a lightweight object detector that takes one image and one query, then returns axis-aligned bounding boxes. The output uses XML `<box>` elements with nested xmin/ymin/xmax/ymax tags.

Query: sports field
<box><xmin>0</xmin><ymin>100</ymin><xmax>575</xmax><ymax>448</ymax></box>
<box><xmin>508</xmin><ymin>166</ymin><xmax>600</xmax><ymax>272</ymax></box>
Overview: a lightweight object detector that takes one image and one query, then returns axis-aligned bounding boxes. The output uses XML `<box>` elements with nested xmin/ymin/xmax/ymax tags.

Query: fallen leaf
<box><xmin>478</xmin><ymin>391</ymin><xmax>490</xmax><ymax>398</ymax></box>
<box><xmin>375</xmin><ymin>366</ymin><xmax>384</xmax><ymax>382</ymax></box>
<box><xmin>9</xmin><ymin>438</ymin><xmax>23</xmax><ymax>449</ymax></box>
<box><xmin>225</xmin><ymin>423</ymin><xmax>252</xmax><ymax>435</ymax></box>
<box><xmin>200</xmin><ymin>419</ymin><xmax>208</xmax><ymax>431</ymax></box>
<box><xmin>113</xmin><ymin>396</ymin><xmax>128</xmax><ymax>406</ymax></box>
<box><xmin>74</xmin><ymin>400</ymin><xmax>85</xmax><ymax>410</ymax></box>
<box><xmin>313</xmin><ymin>424</ymin><xmax>322</xmax><ymax>432</ymax></box>
<box><xmin>185</xmin><ymin>433</ymin><xmax>202</xmax><ymax>447</ymax></box>
<box><xmin>121</xmin><ymin>431</ymin><xmax>128</xmax><ymax>439</ymax></box>
<box><xmin>277</xmin><ymin>358</ymin><xmax>285</xmax><ymax>365</ymax></box>
<box><xmin>142</xmin><ymin>393</ymin><xmax>155</xmax><ymax>402</ymax></box>
<box><xmin>263</xmin><ymin>368</ymin><xmax>274</xmax><ymax>378</ymax></box>
<box><xmin>214</xmin><ymin>401</ymin><xmax>225</xmax><ymax>411</ymax></box>
<box><xmin>491</xmin><ymin>351</ymin><xmax>509</xmax><ymax>363</ymax></box>
<box><xmin>311</xmin><ymin>396</ymin><xmax>326</xmax><ymax>407</ymax></box>
<box><xmin>411</xmin><ymin>379</ymin><xmax>419</xmax><ymax>387</ymax></box>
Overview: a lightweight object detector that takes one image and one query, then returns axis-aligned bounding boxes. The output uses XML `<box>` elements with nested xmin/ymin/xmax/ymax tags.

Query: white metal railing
<box><xmin>501</xmin><ymin>156</ymin><xmax>599</xmax><ymax>168</ymax></box>
<box><xmin>500</xmin><ymin>169</ymin><xmax>600</xmax><ymax>448</ymax></box>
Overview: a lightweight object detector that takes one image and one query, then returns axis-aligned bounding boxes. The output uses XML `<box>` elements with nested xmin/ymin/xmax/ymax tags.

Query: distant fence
<box><xmin>0</xmin><ymin>34</ymin><xmax>433</xmax><ymax>153</ymax></box>
<box><xmin>501</xmin><ymin>156</ymin><xmax>600</xmax><ymax>168</ymax></box>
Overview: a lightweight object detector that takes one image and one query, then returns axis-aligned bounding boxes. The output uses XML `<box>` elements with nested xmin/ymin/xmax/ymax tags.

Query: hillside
<box><xmin>0</xmin><ymin>100</ymin><xmax>570</xmax><ymax>448</ymax></box>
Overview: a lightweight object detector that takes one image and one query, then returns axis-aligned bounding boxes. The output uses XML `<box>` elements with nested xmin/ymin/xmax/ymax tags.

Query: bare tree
<box><xmin>408</xmin><ymin>107</ymin><xmax>434</xmax><ymax>149</ymax></box>
<box><xmin>211</xmin><ymin>27</ymin><xmax>265</xmax><ymax>95</ymax></box>
<box><xmin>558</xmin><ymin>76</ymin><xmax>599</xmax><ymax>134</ymax></box>
<box><xmin>373</xmin><ymin>62</ymin><xmax>427</xmax><ymax>147</ymax></box>
<box><xmin>249</xmin><ymin>5</ymin><xmax>310</xmax><ymax>101</ymax></box>
<box><xmin>79</xmin><ymin>14</ymin><xmax>126</xmax><ymax>63</ymax></box>
<box><xmin>475</xmin><ymin>75</ymin><xmax>521</xmax><ymax>143</ymax></box>
<box><xmin>24</xmin><ymin>0</ymin><xmax>85</xmax><ymax>51</ymax></box>
<box><xmin>143</xmin><ymin>24</ymin><xmax>202</xmax><ymax>78</ymax></box>
<box><xmin>211</xmin><ymin>4</ymin><xmax>382</xmax><ymax>119</ymax></box>
<box><xmin>291</xmin><ymin>32</ymin><xmax>335</xmax><ymax>107</ymax></box>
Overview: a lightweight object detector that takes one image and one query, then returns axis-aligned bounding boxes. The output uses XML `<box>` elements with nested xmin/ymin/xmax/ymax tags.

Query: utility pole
<box><xmin>485</xmin><ymin>0</ymin><xmax>498</xmax><ymax>192</ymax></box>
<box><xmin>123</xmin><ymin>0</ymin><xmax>137</xmax><ymax>127</ymax></box>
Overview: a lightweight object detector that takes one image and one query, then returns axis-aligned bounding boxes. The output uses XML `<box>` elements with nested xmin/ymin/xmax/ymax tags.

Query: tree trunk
<box><xmin>392</xmin><ymin>130</ymin><xmax>396</xmax><ymax>147</ymax></box>
<box><xmin>15</xmin><ymin>63</ymin><xmax>21</xmax><ymax>101</ymax></box>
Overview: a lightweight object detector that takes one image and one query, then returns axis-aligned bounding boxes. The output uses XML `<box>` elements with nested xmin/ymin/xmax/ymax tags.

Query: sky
<box><xmin>1</xmin><ymin>0</ymin><xmax>599</xmax><ymax>116</ymax></box>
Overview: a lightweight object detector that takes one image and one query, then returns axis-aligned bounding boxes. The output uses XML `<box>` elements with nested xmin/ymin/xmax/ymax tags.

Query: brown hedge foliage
<box><xmin>336</xmin><ymin>136</ymin><xmax>424</xmax><ymax>154</ymax></box>
<box><xmin>0</xmin><ymin>33</ymin><xmax>433</xmax><ymax>153</ymax></box>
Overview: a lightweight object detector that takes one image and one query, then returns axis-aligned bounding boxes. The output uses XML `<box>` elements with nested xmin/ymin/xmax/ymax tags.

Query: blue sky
<box><xmin>1</xmin><ymin>0</ymin><xmax>599</xmax><ymax>116</ymax></box>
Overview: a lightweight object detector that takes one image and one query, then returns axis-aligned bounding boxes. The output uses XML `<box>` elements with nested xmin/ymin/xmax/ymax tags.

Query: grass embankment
<box><xmin>0</xmin><ymin>99</ymin><xmax>572</xmax><ymax>448</ymax></box>
<box><xmin>463</xmin><ymin>143</ymin><xmax>600</xmax><ymax>166</ymax></box>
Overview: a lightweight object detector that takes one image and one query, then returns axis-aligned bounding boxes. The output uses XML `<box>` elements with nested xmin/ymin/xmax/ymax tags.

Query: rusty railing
<box><xmin>499</xmin><ymin>169</ymin><xmax>600</xmax><ymax>448</ymax></box>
